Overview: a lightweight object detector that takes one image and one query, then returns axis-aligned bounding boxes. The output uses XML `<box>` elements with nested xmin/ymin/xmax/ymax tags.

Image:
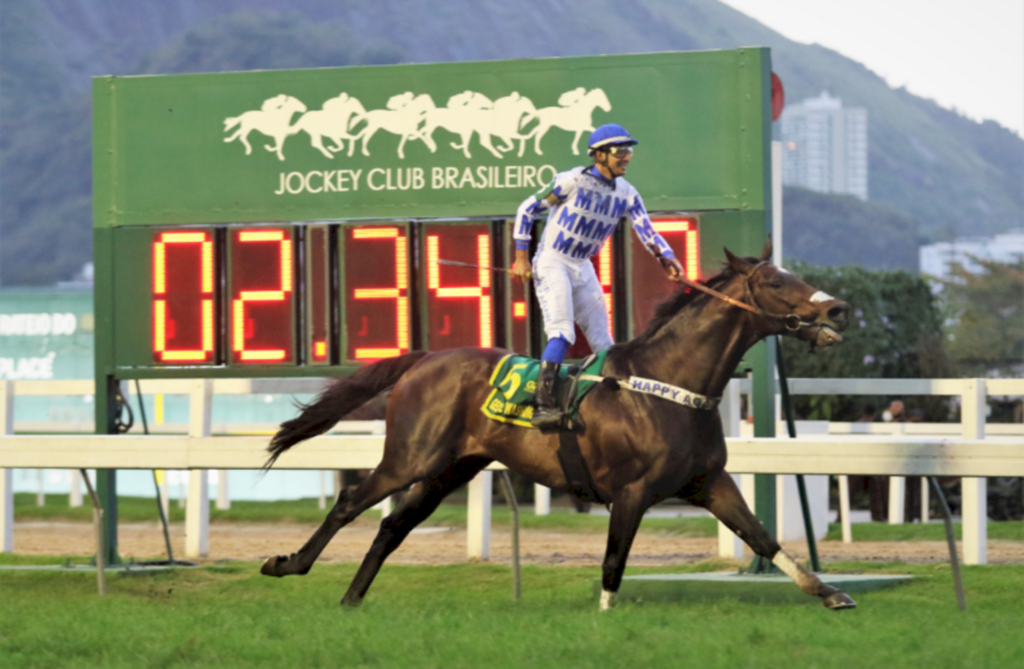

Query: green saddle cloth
<box><xmin>481</xmin><ymin>351</ymin><xmax>608</xmax><ymax>428</ymax></box>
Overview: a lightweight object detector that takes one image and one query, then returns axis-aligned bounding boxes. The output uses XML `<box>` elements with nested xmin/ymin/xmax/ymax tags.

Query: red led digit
<box><xmin>229</xmin><ymin>228</ymin><xmax>294</xmax><ymax>363</ymax></box>
<box><xmin>630</xmin><ymin>216</ymin><xmax>700</xmax><ymax>335</ymax></box>
<box><xmin>425</xmin><ymin>225</ymin><xmax>492</xmax><ymax>350</ymax></box>
<box><xmin>651</xmin><ymin>218</ymin><xmax>699</xmax><ymax>281</ymax></box>
<box><xmin>344</xmin><ymin>226</ymin><xmax>410</xmax><ymax>361</ymax></box>
<box><xmin>152</xmin><ymin>230</ymin><xmax>216</xmax><ymax>363</ymax></box>
<box><xmin>565</xmin><ymin>238</ymin><xmax>615</xmax><ymax>359</ymax></box>
<box><xmin>306</xmin><ymin>226</ymin><xmax>331</xmax><ymax>364</ymax></box>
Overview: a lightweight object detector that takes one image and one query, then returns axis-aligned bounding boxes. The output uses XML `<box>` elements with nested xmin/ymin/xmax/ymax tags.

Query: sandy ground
<box><xmin>12</xmin><ymin>519</ymin><xmax>1024</xmax><ymax>566</ymax></box>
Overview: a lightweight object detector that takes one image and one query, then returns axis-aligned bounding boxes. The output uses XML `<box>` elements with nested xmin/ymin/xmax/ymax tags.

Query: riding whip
<box><xmin>437</xmin><ymin>258</ymin><xmax>531</xmax><ymax>279</ymax></box>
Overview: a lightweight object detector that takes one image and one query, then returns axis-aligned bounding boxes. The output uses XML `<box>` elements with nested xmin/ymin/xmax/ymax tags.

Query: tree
<box><xmin>938</xmin><ymin>256</ymin><xmax>1024</xmax><ymax>377</ymax></box>
<box><xmin>779</xmin><ymin>263</ymin><xmax>951</xmax><ymax>421</ymax></box>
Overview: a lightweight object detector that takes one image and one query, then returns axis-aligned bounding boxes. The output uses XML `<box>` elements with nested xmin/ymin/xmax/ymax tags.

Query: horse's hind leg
<box><xmin>260</xmin><ymin>464</ymin><xmax>409</xmax><ymax>578</ymax></box>
<box><xmin>598</xmin><ymin>481</ymin><xmax>650</xmax><ymax>611</ymax></box>
<box><xmin>341</xmin><ymin>457</ymin><xmax>490</xmax><ymax>607</ymax></box>
<box><xmin>697</xmin><ymin>472</ymin><xmax>856</xmax><ymax>611</ymax></box>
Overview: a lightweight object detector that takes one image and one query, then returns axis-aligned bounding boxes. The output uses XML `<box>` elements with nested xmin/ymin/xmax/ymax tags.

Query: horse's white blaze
<box><xmin>778</xmin><ymin>267</ymin><xmax>793</xmax><ymax>275</ymax></box>
<box><xmin>600</xmin><ymin>590</ymin><xmax>616</xmax><ymax>611</ymax></box>
<box><xmin>809</xmin><ymin>291</ymin><xmax>834</xmax><ymax>303</ymax></box>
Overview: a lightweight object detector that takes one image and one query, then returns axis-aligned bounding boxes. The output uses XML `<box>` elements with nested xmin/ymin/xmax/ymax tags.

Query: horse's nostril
<box><xmin>828</xmin><ymin>305</ymin><xmax>849</xmax><ymax>323</ymax></box>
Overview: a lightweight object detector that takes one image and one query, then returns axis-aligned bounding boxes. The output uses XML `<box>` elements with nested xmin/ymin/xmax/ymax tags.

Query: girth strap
<box><xmin>556</xmin><ymin>429</ymin><xmax>607</xmax><ymax>505</ymax></box>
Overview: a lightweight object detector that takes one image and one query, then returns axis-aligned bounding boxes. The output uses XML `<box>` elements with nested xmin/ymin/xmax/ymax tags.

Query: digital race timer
<box><xmin>142</xmin><ymin>217</ymin><xmax>699</xmax><ymax>370</ymax></box>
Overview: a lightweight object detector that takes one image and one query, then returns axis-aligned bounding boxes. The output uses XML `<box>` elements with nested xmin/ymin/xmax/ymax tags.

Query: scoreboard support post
<box><xmin>750</xmin><ymin>339</ymin><xmax>778</xmax><ymax>559</ymax></box>
<box><xmin>95</xmin><ymin>376</ymin><xmax>120</xmax><ymax>566</ymax></box>
<box><xmin>750</xmin><ymin>53</ymin><xmax>779</xmax><ymax>566</ymax></box>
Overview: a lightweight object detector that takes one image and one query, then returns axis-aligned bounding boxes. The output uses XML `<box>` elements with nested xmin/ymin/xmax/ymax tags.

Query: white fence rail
<box><xmin>1</xmin><ymin>377</ymin><xmax>1021</xmax><ymax>565</ymax></box>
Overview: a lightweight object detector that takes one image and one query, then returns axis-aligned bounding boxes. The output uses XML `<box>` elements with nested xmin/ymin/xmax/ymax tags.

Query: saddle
<box><xmin>481</xmin><ymin>352</ymin><xmax>611</xmax><ymax>505</ymax></box>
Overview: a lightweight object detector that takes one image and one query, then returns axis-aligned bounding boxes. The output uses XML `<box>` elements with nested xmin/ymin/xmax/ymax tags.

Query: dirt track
<box><xmin>13</xmin><ymin>520</ymin><xmax>1024</xmax><ymax>566</ymax></box>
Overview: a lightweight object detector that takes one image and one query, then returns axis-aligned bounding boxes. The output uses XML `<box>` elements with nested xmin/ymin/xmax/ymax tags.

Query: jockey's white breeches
<box><xmin>532</xmin><ymin>251</ymin><xmax>613</xmax><ymax>352</ymax></box>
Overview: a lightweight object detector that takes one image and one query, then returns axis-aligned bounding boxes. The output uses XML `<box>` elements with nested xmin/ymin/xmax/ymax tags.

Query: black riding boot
<box><xmin>531</xmin><ymin>361</ymin><xmax>564</xmax><ymax>430</ymax></box>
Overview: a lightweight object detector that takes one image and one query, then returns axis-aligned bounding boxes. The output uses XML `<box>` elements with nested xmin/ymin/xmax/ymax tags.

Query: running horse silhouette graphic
<box><xmin>223</xmin><ymin>94</ymin><xmax>308</xmax><ymax>161</ymax></box>
<box><xmin>288</xmin><ymin>93</ymin><xmax>368</xmax><ymax>159</ymax></box>
<box><xmin>484</xmin><ymin>92</ymin><xmax>538</xmax><ymax>158</ymax></box>
<box><xmin>419</xmin><ymin>91</ymin><xmax>496</xmax><ymax>159</ymax></box>
<box><xmin>350</xmin><ymin>92</ymin><xmax>436</xmax><ymax>160</ymax></box>
<box><xmin>419</xmin><ymin>91</ymin><xmax>538</xmax><ymax>160</ymax></box>
<box><xmin>525</xmin><ymin>87</ymin><xmax>612</xmax><ymax>155</ymax></box>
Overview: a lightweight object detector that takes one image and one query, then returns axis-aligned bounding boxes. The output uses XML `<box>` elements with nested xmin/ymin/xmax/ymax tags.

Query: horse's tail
<box><xmin>264</xmin><ymin>351</ymin><xmax>429</xmax><ymax>469</ymax></box>
<box><xmin>223</xmin><ymin>115</ymin><xmax>241</xmax><ymax>131</ymax></box>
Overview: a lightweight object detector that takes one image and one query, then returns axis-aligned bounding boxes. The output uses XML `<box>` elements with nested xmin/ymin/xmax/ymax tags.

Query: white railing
<box><xmin>2</xmin><ymin>377</ymin><xmax>1022</xmax><ymax>565</ymax></box>
<box><xmin>717</xmin><ymin>376</ymin><xmax>1024</xmax><ymax>565</ymax></box>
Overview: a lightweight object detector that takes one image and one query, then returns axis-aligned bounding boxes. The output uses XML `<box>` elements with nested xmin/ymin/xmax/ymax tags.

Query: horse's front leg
<box><xmin>698</xmin><ymin>472</ymin><xmax>856</xmax><ymax>610</ymax></box>
<box><xmin>599</xmin><ymin>481</ymin><xmax>651</xmax><ymax>611</ymax></box>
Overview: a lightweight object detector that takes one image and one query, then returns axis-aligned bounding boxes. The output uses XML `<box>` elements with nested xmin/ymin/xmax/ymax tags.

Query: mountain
<box><xmin>1</xmin><ymin>0</ymin><xmax>1021</xmax><ymax>284</ymax></box>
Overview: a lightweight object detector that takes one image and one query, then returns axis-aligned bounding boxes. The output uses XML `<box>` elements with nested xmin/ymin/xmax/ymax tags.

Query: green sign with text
<box><xmin>93</xmin><ymin>49</ymin><xmax>770</xmax><ymax>227</ymax></box>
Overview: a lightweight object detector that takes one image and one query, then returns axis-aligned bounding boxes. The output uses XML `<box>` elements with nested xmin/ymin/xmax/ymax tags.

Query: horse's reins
<box><xmin>649</xmin><ymin>244</ymin><xmax>806</xmax><ymax>332</ymax></box>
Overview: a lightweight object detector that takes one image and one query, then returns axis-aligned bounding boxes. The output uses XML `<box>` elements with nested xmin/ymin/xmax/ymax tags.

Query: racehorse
<box><xmin>260</xmin><ymin>241</ymin><xmax>857</xmax><ymax>611</ymax></box>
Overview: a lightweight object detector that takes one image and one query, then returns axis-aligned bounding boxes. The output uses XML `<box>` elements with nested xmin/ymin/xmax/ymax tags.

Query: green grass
<box><xmin>1</xmin><ymin>558</ymin><xmax>1022</xmax><ymax>668</ymax></box>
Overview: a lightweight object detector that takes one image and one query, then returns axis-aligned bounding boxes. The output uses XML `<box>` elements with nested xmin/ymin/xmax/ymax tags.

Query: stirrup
<box><xmin>531</xmin><ymin>406</ymin><xmax>564</xmax><ymax>430</ymax></box>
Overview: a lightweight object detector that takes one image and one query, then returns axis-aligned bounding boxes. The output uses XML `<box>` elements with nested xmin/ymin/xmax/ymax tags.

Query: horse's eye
<box><xmin>770</xmin><ymin>280</ymin><xmax>783</xmax><ymax>289</ymax></box>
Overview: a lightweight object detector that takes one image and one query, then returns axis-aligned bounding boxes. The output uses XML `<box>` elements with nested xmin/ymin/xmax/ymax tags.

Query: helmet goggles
<box><xmin>602</xmin><ymin>144</ymin><xmax>634</xmax><ymax>158</ymax></box>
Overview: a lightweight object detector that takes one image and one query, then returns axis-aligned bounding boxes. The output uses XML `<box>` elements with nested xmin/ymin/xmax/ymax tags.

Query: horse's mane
<box><xmin>615</xmin><ymin>264</ymin><xmax>741</xmax><ymax>353</ymax></box>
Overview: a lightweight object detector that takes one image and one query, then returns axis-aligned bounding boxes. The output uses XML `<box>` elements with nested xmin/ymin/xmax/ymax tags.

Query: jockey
<box><xmin>510</xmin><ymin>123</ymin><xmax>684</xmax><ymax>429</ymax></box>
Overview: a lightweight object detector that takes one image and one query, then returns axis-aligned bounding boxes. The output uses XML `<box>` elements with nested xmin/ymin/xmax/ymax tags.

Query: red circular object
<box><xmin>771</xmin><ymin>72</ymin><xmax>785</xmax><ymax>121</ymax></box>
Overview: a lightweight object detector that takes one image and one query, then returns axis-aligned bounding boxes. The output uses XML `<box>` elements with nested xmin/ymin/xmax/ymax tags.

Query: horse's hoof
<box><xmin>823</xmin><ymin>591</ymin><xmax>857</xmax><ymax>610</ymax></box>
<box><xmin>340</xmin><ymin>594</ymin><xmax>363</xmax><ymax>608</ymax></box>
<box><xmin>260</xmin><ymin>555</ymin><xmax>286</xmax><ymax>578</ymax></box>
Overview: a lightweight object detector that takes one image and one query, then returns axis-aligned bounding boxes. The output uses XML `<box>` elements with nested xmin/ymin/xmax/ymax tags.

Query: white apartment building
<box><xmin>780</xmin><ymin>92</ymin><xmax>868</xmax><ymax>200</ymax></box>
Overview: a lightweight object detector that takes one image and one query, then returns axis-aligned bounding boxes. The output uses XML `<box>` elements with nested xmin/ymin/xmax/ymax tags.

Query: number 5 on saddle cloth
<box><xmin>481</xmin><ymin>352</ymin><xmax>608</xmax><ymax>429</ymax></box>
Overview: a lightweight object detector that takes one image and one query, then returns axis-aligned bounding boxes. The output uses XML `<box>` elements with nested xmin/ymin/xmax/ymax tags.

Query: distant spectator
<box><xmin>882</xmin><ymin>400</ymin><xmax>906</xmax><ymax>423</ymax></box>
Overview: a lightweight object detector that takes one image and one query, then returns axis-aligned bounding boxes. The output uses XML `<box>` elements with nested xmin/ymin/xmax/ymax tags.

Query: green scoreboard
<box><xmin>92</xmin><ymin>48</ymin><xmax>777</xmax><ymax>560</ymax></box>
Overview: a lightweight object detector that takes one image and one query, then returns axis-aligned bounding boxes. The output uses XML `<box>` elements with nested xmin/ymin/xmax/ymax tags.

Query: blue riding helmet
<box><xmin>588</xmin><ymin>123</ymin><xmax>639</xmax><ymax>150</ymax></box>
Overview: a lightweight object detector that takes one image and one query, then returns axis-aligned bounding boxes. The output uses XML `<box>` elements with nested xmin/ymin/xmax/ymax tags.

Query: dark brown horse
<box><xmin>261</xmin><ymin>241</ymin><xmax>856</xmax><ymax>611</ymax></box>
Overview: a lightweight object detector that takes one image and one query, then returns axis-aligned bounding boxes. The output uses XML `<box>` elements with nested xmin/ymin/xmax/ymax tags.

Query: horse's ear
<box><xmin>724</xmin><ymin>247</ymin><xmax>754</xmax><ymax>275</ymax></box>
<box><xmin>761</xmin><ymin>237</ymin><xmax>773</xmax><ymax>262</ymax></box>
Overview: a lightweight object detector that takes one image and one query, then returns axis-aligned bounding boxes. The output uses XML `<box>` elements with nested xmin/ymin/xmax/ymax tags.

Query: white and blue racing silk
<box><xmin>514</xmin><ymin>166</ymin><xmax>676</xmax><ymax>264</ymax></box>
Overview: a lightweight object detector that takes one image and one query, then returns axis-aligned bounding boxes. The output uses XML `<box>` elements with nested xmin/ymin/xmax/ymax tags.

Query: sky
<box><xmin>719</xmin><ymin>0</ymin><xmax>1024</xmax><ymax>137</ymax></box>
